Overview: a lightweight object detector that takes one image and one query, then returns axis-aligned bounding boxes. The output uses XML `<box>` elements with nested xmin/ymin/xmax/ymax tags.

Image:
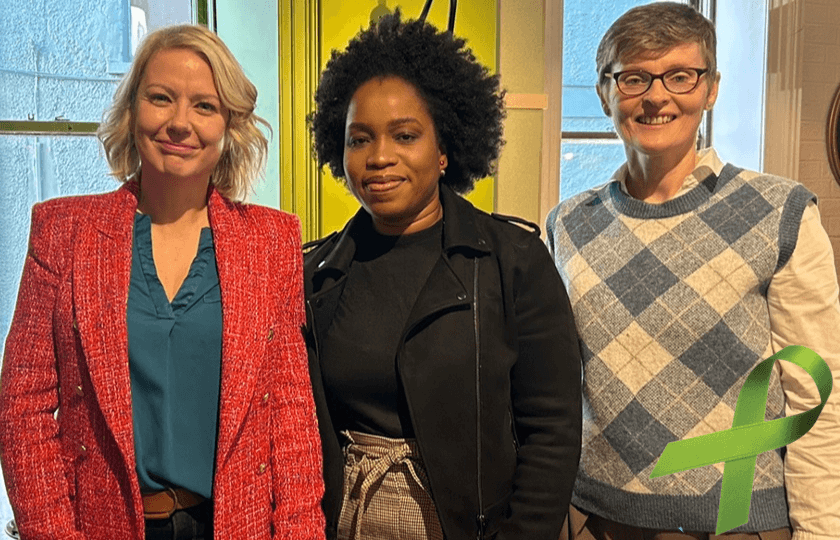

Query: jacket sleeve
<box><xmin>269</xmin><ymin>213</ymin><xmax>327</xmax><ymax>540</ymax></box>
<box><xmin>496</xmin><ymin>234</ymin><xmax>582</xmax><ymax>540</ymax></box>
<box><xmin>0</xmin><ymin>203</ymin><xmax>86</xmax><ymax>540</ymax></box>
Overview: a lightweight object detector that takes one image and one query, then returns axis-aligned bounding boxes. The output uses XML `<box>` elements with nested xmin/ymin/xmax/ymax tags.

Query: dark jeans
<box><xmin>144</xmin><ymin>500</ymin><xmax>213</xmax><ymax>540</ymax></box>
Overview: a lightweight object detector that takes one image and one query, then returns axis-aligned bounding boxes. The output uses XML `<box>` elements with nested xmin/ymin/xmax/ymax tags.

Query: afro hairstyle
<box><xmin>308</xmin><ymin>9</ymin><xmax>505</xmax><ymax>194</ymax></box>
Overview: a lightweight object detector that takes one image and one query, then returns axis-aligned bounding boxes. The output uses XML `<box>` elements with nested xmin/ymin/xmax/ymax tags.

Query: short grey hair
<box><xmin>596</xmin><ymin>2</ymin><xmax>717</xmax><ymax>87</ymax></box>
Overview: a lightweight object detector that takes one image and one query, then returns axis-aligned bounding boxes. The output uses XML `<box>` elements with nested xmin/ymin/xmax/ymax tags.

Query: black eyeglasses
<box><xmin>606</xmin><ymin>68</ymin><xmax>709</xmax><ymax>96</ymax></box>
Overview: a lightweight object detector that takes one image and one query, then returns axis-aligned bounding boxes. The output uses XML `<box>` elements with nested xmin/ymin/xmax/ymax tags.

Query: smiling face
<box><xmin>343</xmin><ymin>76</ymin><xmax>447</xmax><ymax>235</ymax></box>
<box><xmin>134</xmin><ymin>48</ymin><xmax>229</xmax><ymax>185</ymax></box>
<box><xmin>597</xmin><ymin>42</ymin><xmax>719</xmax><ymax>166</ymax></box>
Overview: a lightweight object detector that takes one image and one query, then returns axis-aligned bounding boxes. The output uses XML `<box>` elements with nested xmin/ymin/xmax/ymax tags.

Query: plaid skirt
<box><xmin>337</xmin><ymin>430</ymin><xmax>445</xmax><ymax>540</ymax></box>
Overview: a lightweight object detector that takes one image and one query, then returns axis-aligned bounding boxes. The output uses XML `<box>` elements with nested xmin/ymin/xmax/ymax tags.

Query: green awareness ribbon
<box><xmin>649</xmin><ymin>345</ymin><xmax>832</xmax><ymax>535</ymax></box>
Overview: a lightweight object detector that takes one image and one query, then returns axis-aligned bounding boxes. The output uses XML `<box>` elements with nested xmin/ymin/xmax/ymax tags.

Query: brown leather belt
<box><xmin>142</xmin><ymin>487</ymin><xmax>206</xmax><ymax>520</ymax></box>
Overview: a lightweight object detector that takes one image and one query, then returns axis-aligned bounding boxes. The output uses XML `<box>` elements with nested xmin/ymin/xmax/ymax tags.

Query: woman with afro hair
<box><xmin>304</xmin><ymin>10</ymin><xmax>582</xmax><ymax>540</ymax></box>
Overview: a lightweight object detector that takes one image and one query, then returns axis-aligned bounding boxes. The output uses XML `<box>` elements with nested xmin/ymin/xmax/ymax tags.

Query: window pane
<box><xmin>560</xmin><ymin>140</ymin><xmax>627</xmax><ymax>200</ymax></box>
<box><xmin>712</xmin><ymin>0</ymin><xmax>766</xmax><ymax>170</ymax></box>
<box><xmin>562</xmin><ymin>85</ymin><xmax>612</xmax><ymax>132</ymax></box>
<box><xmin>128</xmin><ymin>1</ymin><xmax>196</xmax><ymax>62</ymax></box>
<box><xmin>562</xmin><ymin>0</ymin><xmax>659</xmax><ymax>132</ymax></box>
<box><xmin>0</xmin><ymin>10</ymin><xmax>122</xmax><ymax>122</ymax></box>
<box><xmin>0</xmin><ymin>0</ymin><xmax>196</xmax><ymax>123</ymax></box>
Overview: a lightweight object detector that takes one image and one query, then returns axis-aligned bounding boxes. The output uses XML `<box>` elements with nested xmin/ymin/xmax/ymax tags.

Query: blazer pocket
<box><xmin>60</xmin><ymin>453</ymin><xmax>77</xmax><ymax>502</ymax></box>
<box><xmin>59</xmin><ymin>435</ymin><xmax>88</xmax><ymax>504</ymax></box>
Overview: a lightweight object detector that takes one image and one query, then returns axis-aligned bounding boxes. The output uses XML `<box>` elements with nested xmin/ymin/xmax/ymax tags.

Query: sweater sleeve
<box><xmin>0</xmin><ymin>203</ymin><xmax>86</xmax><ymax>540</ymax></box>
<box><xmin>768</xmin><ymin>202</ymin><xmax>840</xmax><ymax>540</ymax></box>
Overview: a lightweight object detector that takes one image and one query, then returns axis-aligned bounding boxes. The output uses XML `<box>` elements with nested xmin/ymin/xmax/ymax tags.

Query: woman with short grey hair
<box><xmin>548</xmin><ymin>3</ymin><xmax>840</xmax><ymax>539</ymax></box>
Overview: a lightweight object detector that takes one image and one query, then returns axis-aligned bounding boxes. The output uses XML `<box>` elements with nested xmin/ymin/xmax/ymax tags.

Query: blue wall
<box><xmin>217</xmin><ymin>0</ymin><xmax>280</xmax><ymax>209</ymax></box>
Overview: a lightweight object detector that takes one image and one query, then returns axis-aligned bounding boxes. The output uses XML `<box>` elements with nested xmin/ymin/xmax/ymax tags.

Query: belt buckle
<box><xmin>144</xmin><ymin>487</ymin><xmax>179</xmax><ymax>520</ymax></box>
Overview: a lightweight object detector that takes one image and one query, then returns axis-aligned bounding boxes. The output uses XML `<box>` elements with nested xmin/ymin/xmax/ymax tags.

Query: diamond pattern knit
<box><xmin>547</xmin><ymin>164</ymin><xmax>816</xmax><ymax>532</ymax></box>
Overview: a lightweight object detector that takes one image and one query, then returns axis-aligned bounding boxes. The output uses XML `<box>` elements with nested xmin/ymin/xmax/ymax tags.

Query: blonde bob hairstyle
<box><xmin>596</xmin><ymin>2</ymin><xmax>717</xmax><ymax>89</ymax></box>
<box><xmin>98</xmin><ymin>24</ymin><xmax>269</xmax><ymax>201</ymax></box>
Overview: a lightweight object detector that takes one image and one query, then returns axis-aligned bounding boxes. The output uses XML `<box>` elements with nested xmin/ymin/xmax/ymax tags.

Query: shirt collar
<box><xmin>615</xmin><ymin>147</ymin><xmax>724</xmax><ymax>201</ymax></box>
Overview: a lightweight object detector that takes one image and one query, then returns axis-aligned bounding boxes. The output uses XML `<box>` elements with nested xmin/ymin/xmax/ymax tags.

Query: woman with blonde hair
<box><xmin>0</xmin><ymin>24</ymin><xmax>325</xmax><ymax>540</ymax></box>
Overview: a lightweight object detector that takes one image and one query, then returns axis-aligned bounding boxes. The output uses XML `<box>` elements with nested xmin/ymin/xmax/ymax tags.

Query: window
<box><xmin>0</xmin><ymin>1</ymin><xmax>203</xmax><ymax>532</ymax></box>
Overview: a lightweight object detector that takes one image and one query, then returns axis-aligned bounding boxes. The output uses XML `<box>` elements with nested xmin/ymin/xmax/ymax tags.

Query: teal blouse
<box><xmin>126</xmin><ymin>213</ymin><xmax>222</xmax><ymax>498</ymax></box>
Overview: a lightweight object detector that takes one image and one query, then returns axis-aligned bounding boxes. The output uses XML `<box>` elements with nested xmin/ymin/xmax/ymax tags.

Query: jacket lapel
<box><xmin>73</xmin><ymin>183</ymin><xmax>139</xmax><ymax>469</ymax></box>
<box><xmin>403</xmin><ymin>256</ymin><xmax>471</xmax><ymax>329</ymax></box>
<box><xmin>307</xmin><ymin>186</ymin><xmax>492</xmax><ymax>339</ymax></box>
<box><xmin>404</xmin><ymin>185</ymin><xmax>489</xmax><ymax>328</ymax></box>
<box><xmin>208</xmin><ymin>191</ymin><xmax>266</xmax><ymax>466</ymax></box>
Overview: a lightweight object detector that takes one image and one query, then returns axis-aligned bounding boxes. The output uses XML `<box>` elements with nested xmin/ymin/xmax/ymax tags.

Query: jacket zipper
<box><xmin>509</xmin><ymin>406</ymin><xmax>521</xmax><ymax>454</ymax></box>
<box><xmin>305</xmin><ymin>299</ymin><xmax>320</xmax><ymax>360</ymax></box>
<box><xmin>473</xmin><ymin>258</ymin><xmax>486</xmax><ymax>539</ymax></box>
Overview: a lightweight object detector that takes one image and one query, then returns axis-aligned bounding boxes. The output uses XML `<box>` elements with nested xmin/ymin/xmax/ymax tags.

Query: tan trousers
<box><xmin>560</xmin><ymin>505</ymin><xmax>792</xmax><ymax>540</ymax></box>
<box><xmin>337</xmin><ymin>430</ymin><xmax>444</xmax><ymax>540</ymax></box>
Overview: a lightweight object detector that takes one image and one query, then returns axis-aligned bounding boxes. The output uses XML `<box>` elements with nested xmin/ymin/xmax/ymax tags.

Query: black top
<box><xmin>320</xmin><ymin>216</ymin><xmax>442</xmax><ymax>438</ymax></box>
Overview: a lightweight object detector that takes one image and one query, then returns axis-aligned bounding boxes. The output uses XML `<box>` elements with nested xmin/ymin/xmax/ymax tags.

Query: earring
<box><xmin>440</xmin><ymin>169</ymin><xmax>446</xmax><ymax>177</ymax></box>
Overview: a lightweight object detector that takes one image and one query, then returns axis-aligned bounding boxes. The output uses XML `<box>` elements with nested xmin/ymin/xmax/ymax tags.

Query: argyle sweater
<box><xmin>547</xmin><ymin>163</ymin><xmax>815</xmax><ymax>532</ymax></box>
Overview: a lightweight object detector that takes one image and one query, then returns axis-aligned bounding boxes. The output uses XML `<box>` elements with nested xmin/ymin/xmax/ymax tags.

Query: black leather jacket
<box><xmin>304</xmin><ymin>185</ymin><xmax>582</xmax><ymax>540</ymax></box>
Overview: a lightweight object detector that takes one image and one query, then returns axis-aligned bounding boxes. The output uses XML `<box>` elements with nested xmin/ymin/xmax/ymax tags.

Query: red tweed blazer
<box><xmin>0</xmin><ymin>183</ymin><xmax>325</xmax><ymax>540</ymax></box>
